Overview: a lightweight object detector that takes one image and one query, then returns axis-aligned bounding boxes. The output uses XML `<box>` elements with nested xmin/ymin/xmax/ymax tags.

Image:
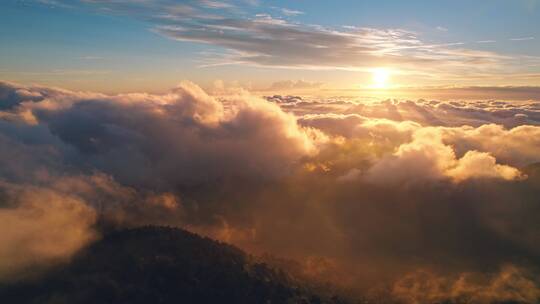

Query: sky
<box><xmin>2</xmin><ymin>1</ymin><xmax>540</xmax><ymax>302</ymax></box>
<box><xmin>1</xmin><ymin>0</ymin><xmax>539</xmax><ymax>94</ymax></box>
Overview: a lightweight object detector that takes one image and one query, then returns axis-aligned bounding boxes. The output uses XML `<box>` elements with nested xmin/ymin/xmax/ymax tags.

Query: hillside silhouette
<box><xmin>0</xmin><ymin>226</ymin><xmax>349</xmax><ymax>304</ymax></box>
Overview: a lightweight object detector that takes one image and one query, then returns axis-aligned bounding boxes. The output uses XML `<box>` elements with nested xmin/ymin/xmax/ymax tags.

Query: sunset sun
<box><xmin>372</xmin><ymin>68</ymin><xmax>390</xmax><ymax>88</ymax></box>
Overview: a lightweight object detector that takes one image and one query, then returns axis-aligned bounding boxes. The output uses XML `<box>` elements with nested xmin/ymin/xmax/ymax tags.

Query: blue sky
<box><xmin>1</xmin><ymin>0</ymin><xmax>539</xmax><ymax>93</ymax></box>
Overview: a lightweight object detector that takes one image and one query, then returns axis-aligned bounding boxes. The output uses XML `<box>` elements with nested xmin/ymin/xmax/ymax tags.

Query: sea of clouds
<box><xmin>1</xmin><ymin>81</ymin><xmax>540</xmax><ymax>302</ymax></box>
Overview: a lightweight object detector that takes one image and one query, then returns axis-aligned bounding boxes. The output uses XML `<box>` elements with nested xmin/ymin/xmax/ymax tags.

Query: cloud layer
<box><xmin>1</xmin><ymin>80</ymin><xmax>540</xmax><ymax>302</ymax></box>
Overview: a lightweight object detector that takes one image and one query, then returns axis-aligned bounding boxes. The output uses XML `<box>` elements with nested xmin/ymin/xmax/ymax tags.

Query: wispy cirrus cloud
<box><xmin>272</xmin><ymin>7</ymin><xmax>304</xmax><ymax>16</ymax></box>
<box><xmin>199</xmin><ymin>0</ymin><xmax>235</xmax><ymax>9</ymax></box>
<box><xmin>510</xmin><ymin>36</ymin><xmax>535</xmax><ymax>41</ymax></box>
<box><xmin>34</xmin><ymin>0</ymin><xmax>540</xmax><ymax>80</ymax></box>
<box><xmin>157</xmin><ymin>19</ymin><xmax>512</xmax><ymax>76</ymax></box>
<box><xmin>436</xmin><ymin>26</ymin><xmax>448</xmax><ymax>32</ymax></box>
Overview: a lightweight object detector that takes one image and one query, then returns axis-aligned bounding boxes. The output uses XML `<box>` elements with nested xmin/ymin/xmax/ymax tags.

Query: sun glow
<box><xmin>372</xmin><ymin>68</ymin><xmax>390</xmax><ymax>89</ymax></box>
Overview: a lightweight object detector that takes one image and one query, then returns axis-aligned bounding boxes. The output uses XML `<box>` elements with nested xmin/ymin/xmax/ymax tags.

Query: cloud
<box><xmin>199</xmin><ymin>0</ymin><xmax>234</xmax><ymax>9</ymax></box>
<box><xmin>157</xmin><ymin>22</ymin><xmax>508</xmax><ymax>73</ymax></box>
<box><xmin>436</xmin><ymin>26</ymin><xmax>448</xmax><ymax>32</ymax></box>
<box><xmin>0</xmin><ymin>182</ymin><xmax>97</xmax><ymax>280</ymax></box>
<box><xmin>432</xmin><ymin>124</ymin><xmax>540</xmax><ymax>167</ymax></box>
<box><xmin>0</xmin><ymin>81</ymin><xmax>322</xmax><ymax>182</ymax></box>
<box><xmin>414</xmin><ymin>86</ymin><xmax>540</xmax><ymax>101</ymax></box>
<box><xmin>269</xmin><ymin>94</ymin><xmax>540</xmax><ymax>128</ymax></box>
<box><xmin>364</xmin><ymin>127</ymin><xmax>523</xmax><ymax>185</ymax></box>
<box><xmin>266</xmin><ymin>80</ymin><xmax>324</xmax><ymax>91</ymax></box>
<box><xmin>0</xmin><ymin>82</ymin><xmax>46</xmax><ymax>110</ymax></box>
<box><xmin>36</xmin><ymin>0</ymin><xmax>72</xmax><ymax>8</ymax></box>
<box><xmin>448</xmin><ymin>150</ymin><xmax>523</xmax><ymax>182</ymax></box>
<box><xmin>2</xmin><ymin>80</ymin><xmax>540</xmax><ymax>302</ymax></box>
<box><xmin>0</xmin><ymin>170</ymin><xmax>187</xmax><ymax>282</ymax></box>
<box><xmin>33</xmin><ymin>81</ymin><xmax>319</xmax><ymax>187</ymax></box>
<box><xmin>79</xmin><ymin>56</ymin><xmax>103</xmax><ymax>60</ymax></box>
<box><xmin>43</xmin><ymin>0</ymin><xmax>536</xmax><ymax>78</ymax></box>
<box><xmin>278</xmin><ymin>8</ymin><xmax>304</xmax><ymax>16</ymax></box>
<box><xmin>392</xmin><ymin>265</ymin><xmax>540</xmax><ymax>304</ymax></box>
<box><xmin>510</xmin><ymin>36</ymin><xmax>535</xmax><ymax>41</ymax></box>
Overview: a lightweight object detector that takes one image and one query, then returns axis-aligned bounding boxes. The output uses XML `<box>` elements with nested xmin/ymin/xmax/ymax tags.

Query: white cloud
<box><xmin>280</xmin><ymin>8</ymin><xmax>304</xmax><ymax>16</ymax></box>
<box><xmin>436</xmin><ymin>26</ymin><xmax>448</xmax><ymax>32</ymax></box>
<box><xmin>510</xmin><ymin>37</ymin><xmax>535</xmax><ymax>41</ymax></box>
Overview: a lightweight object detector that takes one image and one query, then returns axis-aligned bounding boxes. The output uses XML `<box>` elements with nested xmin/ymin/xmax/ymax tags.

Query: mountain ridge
<box><xmin>0</xmin><ymin>226</ymin><xmax>349</xmax><ymax>304</ymax></box>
